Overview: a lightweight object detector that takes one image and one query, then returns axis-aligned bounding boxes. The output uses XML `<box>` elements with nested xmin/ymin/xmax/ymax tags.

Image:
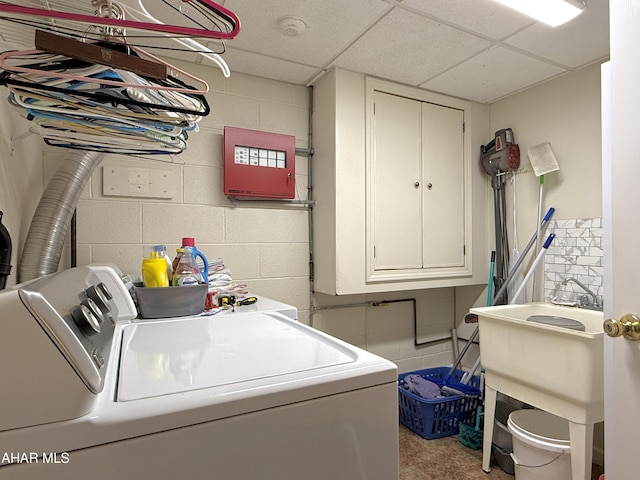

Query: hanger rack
<box><xmin>0</xmin><ymin>0</ymin><xmax>241</xmax><ymax>40</ymax></box>
<box><xmin>0</xmin><ymin>1</ymin><xmax>235</xmax><ymax>156</ymax></box>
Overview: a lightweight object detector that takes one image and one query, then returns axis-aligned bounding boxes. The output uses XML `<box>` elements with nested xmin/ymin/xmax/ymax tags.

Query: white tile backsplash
<box><xmin>544</xmin><ymin>217</ymin><xmax>603</xmax><ymax>306</ymax></box>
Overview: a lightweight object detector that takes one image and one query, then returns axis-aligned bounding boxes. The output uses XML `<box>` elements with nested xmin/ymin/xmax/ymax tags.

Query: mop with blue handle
<box><xmin>509</xmin><ymin>233</ymin><xmax>556</xmax><ymax>304</ymax></box>
<box><xmin>441</xmin><ymin>222</ymin><xmax>555</xmax><ymax>395</ymax></box>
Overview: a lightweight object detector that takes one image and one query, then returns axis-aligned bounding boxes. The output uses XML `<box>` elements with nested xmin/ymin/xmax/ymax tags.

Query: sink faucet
<box><xmin>561</xmin><ymin>277</ymin><xmax>602</xmax><ymax>309</ymax></box>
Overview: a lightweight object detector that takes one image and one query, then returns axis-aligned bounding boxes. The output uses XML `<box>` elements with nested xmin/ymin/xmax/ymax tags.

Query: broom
<box><xmin>459</xmin><ymin>405</ymin><xmax>483</xmax><ymax>450</ymax></box>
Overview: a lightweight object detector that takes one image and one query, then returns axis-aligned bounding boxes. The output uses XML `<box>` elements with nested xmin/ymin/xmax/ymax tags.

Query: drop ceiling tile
<box><xmin>221</xmin><ymin>48</ymin><xmax>319</xmax><ymax>85</ymax></box>
<box><xmin>401</xmin><ymin>0</ymin><xmax>533</xmax><ymax>39</ymax></box>
<box><xmin>331</xmin><ymin>7</ymin><xmax>492</xmax><ymax>86</ymax></box>
<box><xmin>221</xmin><ymin>0</ymin><xmax>392</xmax><ymax>66</ymax></box>
<box><xmin>504</xmin><ymin>0</ymin><xmax>609</xmax><ymax>68</ymax></box>
<box><xmin>421</xmin><ymin>46</ymin><xmax>566</xmax><ymax>103</ymax></box>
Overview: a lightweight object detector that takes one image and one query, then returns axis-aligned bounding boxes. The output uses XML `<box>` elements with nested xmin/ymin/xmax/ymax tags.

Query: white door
<box><xmin>603</xmin><ymin>3</ymin><xmax>640</xmax><ymax>477</ymax></box>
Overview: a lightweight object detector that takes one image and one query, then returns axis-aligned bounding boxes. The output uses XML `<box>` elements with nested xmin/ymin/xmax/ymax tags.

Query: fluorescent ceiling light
<box><xmin>493</xmin><ymin>0</ymin><xmax>586</xmax><ymax>27</ymax></box>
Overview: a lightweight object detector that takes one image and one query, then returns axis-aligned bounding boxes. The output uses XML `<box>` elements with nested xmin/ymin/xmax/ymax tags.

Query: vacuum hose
<box><xmin>0</xmin><ymin>211</ymin><xmax>12</xmax><ymax>290</ymax></box>
<box><xmin>18</xmin><ymin>150</ymin><xmax>104</xmax><ymax>283</ymax></box>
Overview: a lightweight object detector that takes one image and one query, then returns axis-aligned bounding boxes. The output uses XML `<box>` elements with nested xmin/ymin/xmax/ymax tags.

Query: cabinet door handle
<box><xmin>414</xmin><ymin>181</ymin><xmax>420</xmax><ymax>188</ymax></box>
<box><xmin>427</xmin><ymin>183</ymin><xmax>433</xmax><ymax>189</ymax></box>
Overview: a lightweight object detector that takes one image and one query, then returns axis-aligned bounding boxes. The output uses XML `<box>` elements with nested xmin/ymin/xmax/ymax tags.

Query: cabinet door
<box><xmin>422</xmin><ymin>103</ymin><xmax>465</xmax><ymax>268</ymax></box>
<box><xmin>371</xmin><ymin>92</ymin><xmax>465</xmax><ymax>274</ymax></box>
<box><xmin>372</xmin><ymin>91</ymin><xmax>423</xmax><ymax>270</ymax></box>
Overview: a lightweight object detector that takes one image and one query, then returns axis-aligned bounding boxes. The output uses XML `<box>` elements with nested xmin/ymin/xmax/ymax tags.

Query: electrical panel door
<box><xmin>224</xmin><ymin>126</ymin><xmax>296</xmax><ymax>199</ymax></box>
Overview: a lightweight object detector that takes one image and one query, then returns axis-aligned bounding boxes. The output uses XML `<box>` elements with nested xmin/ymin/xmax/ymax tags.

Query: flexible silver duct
<box><xmin>18</xmin><ymin>150</ymin><xmax>105</xmax><ymax>282</ymax></box>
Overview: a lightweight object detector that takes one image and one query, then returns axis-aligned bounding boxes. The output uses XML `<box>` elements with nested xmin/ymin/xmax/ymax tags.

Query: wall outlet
<box><xmin>103</xmin><ymin>165</ymin><xmax>175</xmax><ymax>199</ymax></box>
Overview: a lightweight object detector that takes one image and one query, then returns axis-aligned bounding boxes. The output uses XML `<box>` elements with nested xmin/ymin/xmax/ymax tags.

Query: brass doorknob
<box><xmin>604</xmin><ymin>314</ymin><xmax>640</xmax><ymax>341</ymax></box>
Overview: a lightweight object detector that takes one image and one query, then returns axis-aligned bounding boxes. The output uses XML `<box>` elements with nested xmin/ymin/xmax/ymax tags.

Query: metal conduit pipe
<box><xmin>18</xmin><ymin>150</ymin><xmax>105</xmax><ymax>282</ymax></box>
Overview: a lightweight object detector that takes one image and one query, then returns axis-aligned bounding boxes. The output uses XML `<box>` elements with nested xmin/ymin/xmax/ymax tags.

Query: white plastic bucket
<box><xmin>507</xmin><ymin>409</ymin><xmax>572</xmax><ymax>480</ymax></box>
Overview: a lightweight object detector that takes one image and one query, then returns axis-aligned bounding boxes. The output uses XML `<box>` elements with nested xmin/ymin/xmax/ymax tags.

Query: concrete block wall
<box><xmin>65</xmin><ymin>62</ymin><xmax>313</xmax><ymax>321</ymax></box>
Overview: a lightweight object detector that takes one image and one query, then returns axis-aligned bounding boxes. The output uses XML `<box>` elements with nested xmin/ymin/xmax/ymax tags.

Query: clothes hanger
<box><xmin>0</xmin><ymin>3</ymin><xmax>232</xmax><ymax>78</ymax></box>
<box><xmin>17</xmin><ymin>104</ymin><xmax>191</xmax><ymax>154</ymax></box>
<box><xmin>7</xmin><ymin>88</ymin><xmax>197</xmax><ymax>144</ymax></box>
<box><xmin>5</xmin><ymin>57</ymin><xmax>208</xmax><ymax>119</ymax></box>
<box><xmin>0</xmin><ymin>37</ymin><xmax>211</xmax><ymax>95</ymax></box>
<box><xmin>0</xmin><ymin>0</ymin><xmax>241</xmax><ymax>40</ymax></box>
<box><xmin>0</xmin><ymin>3</ymin><xmax>224</xmax><ymax>156</ymax></box>
<box><xmin>8</xmin><ymin>90</ymin><xmax>190</xmax><ymax>137</ymax></box>
<box><xmin>0</xmin><ymin>73</ymin><xmax>211</xmax><ymax>117</ymax></box>
<box><xmin>22</xmin><ymin>108</ymin><xmax>191</xmax><ymax>154</ymax></box>
<box><xmin>122</xmin><ymin>0</ymin><xmax>231</xmax><ymax>77</ymax></box>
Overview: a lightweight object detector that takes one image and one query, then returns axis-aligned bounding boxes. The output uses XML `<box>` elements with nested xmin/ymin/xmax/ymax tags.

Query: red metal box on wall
<box><xmin>223</xmin><ymin>126</ymin><xmax>296</xmax><ymax>199</ymax></box>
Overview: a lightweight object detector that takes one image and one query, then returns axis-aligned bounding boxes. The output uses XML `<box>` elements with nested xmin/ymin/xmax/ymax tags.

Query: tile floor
<box><xmin>399</xmin><ymin>425</ymin><xmax>513</xmax><ymax>479</ymax></box>
<box><xmin>399</xmin><ymin>425</ymin><xmax>604</xmax><ymax>480</ymax></box>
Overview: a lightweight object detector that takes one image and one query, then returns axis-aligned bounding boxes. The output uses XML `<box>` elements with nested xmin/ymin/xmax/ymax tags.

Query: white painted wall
<box><xmin>0</xmin><ymin>60</ymin><xmax>604</xmax><ymax>373</ymax></box>
<box><xmin>489</xmin><ymin>62</ymin><xmax>603</xmax><ymax>302</ymax></box>
<box><xmin>0</xmin><ymin>99</ymin><xmax>44</xmax><ymax>286</ymax></box>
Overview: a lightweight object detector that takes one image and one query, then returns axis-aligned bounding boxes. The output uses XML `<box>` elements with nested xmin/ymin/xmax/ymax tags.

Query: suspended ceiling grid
<box><xmin>0</xmin><ymin>0</ymin><xmax>610</xmax><ymax>104</ymax></box>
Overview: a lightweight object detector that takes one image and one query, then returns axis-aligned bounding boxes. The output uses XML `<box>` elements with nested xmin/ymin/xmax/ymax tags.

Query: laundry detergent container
<box><xmin>508</xmin><ymin>409</ymin><xmax>571</xmax><ymax>480</ymax></box>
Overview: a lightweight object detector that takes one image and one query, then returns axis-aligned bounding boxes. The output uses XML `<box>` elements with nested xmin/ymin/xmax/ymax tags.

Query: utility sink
<box><xmin>470</xmin><ymin>302</ymin><xmax>604</xmax><ymax>419</ymax></box>
<box><xmin>470</xmin><ymin>302</ymin><xmax>604</xmax><ymax>480</ymax></box>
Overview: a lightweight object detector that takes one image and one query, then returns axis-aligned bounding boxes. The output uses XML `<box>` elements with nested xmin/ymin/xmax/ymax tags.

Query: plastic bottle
<box><xmin>141</xmin><ymin>247</ymin><xmax>170</xmax><ymax>288</ymax></box>
<box><xmin>172</xmin><ymin>247</ymin><xmax>184</xmax><ymax>277</ymax></box>
<box><xmin>153</xmin><ymin>244</ymin><xmax>173</xmax><ymax>283</ymax></box>
<box><xmin>172</xmin><ymin>246</ymin><xmax>202</xmax><ymax>286</ymax></box>
<box><xmin>180</xmin><ymin>237</ymin><xmax>209</xmax><ymax>283</ymax></box>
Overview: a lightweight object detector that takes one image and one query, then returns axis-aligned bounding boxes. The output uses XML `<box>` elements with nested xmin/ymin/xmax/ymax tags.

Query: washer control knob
<box><xmin>86</xmin><ymin>283</ymin><xmax>112</xmax><ymax>313</ymax></box>
<box><xmin>71</xmin><ymin>304</ymin><xmax>101</xmax><ymax>336</ymax></box>
<box><xmin>82</xmin><ymin>298</ymin><xmax>104</xmax><ymax>323</ymax></box>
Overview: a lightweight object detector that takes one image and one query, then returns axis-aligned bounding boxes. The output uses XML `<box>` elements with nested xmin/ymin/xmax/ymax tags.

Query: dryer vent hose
<box><xmin>18</xmin><ymin>150</ymin><xmax>104</xmax><ymax>283</ymax></box>
<box><xmin>0</xmin><ymin>210</ymin><xmax>12</xmax><ymax>290</ymax></box>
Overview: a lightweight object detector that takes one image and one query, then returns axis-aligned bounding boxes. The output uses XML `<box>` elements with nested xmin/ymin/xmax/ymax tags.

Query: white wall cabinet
<box><xmin>370</xmin><ymin>90</ymin><xmax>465</xmax><ymax>275</ymax></box>
<box><xmin>312</xmin><ymin>69</ymin><xmax>489</xmax><ymax>295</ymax></box>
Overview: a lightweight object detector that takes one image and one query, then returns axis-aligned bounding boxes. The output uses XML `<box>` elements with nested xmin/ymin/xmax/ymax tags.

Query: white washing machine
<box><xmin>0</xmin><ymin>265</ymin><xmax>399</xmax><ymax>479</ymax></box>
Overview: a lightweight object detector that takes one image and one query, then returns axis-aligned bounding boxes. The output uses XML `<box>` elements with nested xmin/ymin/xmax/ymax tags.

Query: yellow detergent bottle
<box><xmin>141</xmin><ymin>246</ymin><xmax>170</xmax><ymax>288</ymax></box>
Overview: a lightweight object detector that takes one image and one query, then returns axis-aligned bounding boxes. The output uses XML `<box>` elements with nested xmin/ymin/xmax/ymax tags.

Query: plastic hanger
<box><xmin>5</xmin><ymin>58</ymin><xmax>209</xmax><ymax>118</ymax></box>
<box><xmin>8</xmin><ymin>90</ymin><xmax>190</xmax><ymax>137</ymax></box>
<box><xmin>0</xmin><ymin>73</ymin><xmax>211</xmax><ymax>117</ymax></box>
<box><xmin>123</xmin><ymin>0</ymin><xmax>231</xmax><ymax>77</ymax></box>
<box><xmin>0</xmin><ymin>43</ymin><xmax>210</xmax><ymax>95</ymax></box>
<box><xmin>0</xmin><ymin>0</ymin><xmax>240</xmax><ymax>40</ymax></box>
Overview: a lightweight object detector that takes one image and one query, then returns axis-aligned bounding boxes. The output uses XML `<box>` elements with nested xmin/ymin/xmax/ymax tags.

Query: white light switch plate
<box><xmin>103</xmin><ymin>165</ymin><xmax>175</xmax><ymax>199</ymax></box>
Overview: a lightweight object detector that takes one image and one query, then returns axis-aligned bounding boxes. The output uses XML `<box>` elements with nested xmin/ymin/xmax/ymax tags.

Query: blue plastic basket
<box><xmin>398</xmin><ymin>367</ymin><xmax>481</xmax><ymax>440</ymax></box>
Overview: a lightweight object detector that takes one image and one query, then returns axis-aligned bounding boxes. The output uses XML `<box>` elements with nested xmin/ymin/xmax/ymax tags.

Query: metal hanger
<box><xmin>0</xmin><ymin>0</ymin><xmax>240</xmax><ymax>40</ymax></box>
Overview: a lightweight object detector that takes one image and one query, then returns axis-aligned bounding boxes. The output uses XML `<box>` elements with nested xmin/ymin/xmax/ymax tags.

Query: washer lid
<box><xmin>116</xmin><ymin>311</ymin><xmax>359</xmax><ymax>401</ymax></box>
<box><xmin>509</xmin><ymin>409</ymin><xmax>570</xmax><ymax>443</ymax></box>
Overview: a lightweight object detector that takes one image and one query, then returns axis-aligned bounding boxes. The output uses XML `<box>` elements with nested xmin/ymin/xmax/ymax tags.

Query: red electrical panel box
<box><xmin>223</xmin><ymin>126</ymin><xmax>296</xmax><ymax>199</ymax></box>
